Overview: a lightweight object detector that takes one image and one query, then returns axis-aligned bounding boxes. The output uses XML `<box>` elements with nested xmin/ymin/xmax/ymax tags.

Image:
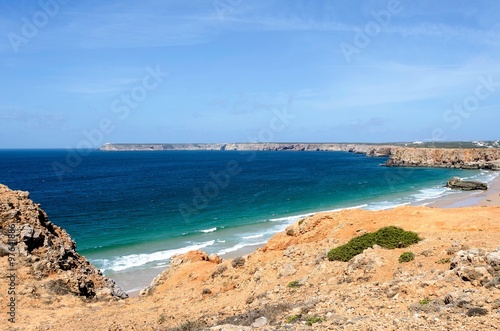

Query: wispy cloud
<box><xmin>0</xmin><ymin>107</ymin><xmax>69</xmax><ymax>129</ymax></box>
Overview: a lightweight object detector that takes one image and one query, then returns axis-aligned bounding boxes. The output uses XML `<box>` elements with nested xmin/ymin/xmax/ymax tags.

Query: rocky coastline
<box><xmin>386</xmin><ymin>147</ymin><xmax>500</xmax><ymax>170</ymax></box>
<box><xmin>1</xmin><ymin>182</ymin><xmax>500</xmax><ymax>330</ymax></box>
<box><xmin>100</xmin><ymin>142</ymin><xmax>393</xmax><ymax>157</ymax></box>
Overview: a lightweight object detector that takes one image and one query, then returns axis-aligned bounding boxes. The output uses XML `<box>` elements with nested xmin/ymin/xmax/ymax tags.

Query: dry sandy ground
<box><xmin>1</xmin><ymin>177</ymin><xmax>500</xmax><ymax>330</ymax></box>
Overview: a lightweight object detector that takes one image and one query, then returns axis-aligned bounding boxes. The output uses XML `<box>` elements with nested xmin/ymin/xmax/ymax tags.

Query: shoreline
<box><xmin>428</xmin><ymin>171</ymin><xmax>500</xmax><ymax>208</ymax></box>
<box><xmin>124</xmin><ymin>171</ymin><xmax>500</xmax><ymax>297</ymax></box>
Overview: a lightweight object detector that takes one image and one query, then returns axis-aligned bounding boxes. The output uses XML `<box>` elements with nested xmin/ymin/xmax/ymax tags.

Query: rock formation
<box><xmin>0</xmin><ymin>184</ymin><xmax>127</xmax><ymax>300</ymax></box>
<box><xmin>101</xmin><ymin>142</ymin><xmax>393</xmax><ymax>157</ymax></box>
<box><xmin>446</xmin><ymin>177</ymin><xmax>488</xmax><ymax>191</ymax></box>
<box><xmin>386</xmin><ymin>147</ymin><xmax>500</xmax><ymax>170</ymax></box>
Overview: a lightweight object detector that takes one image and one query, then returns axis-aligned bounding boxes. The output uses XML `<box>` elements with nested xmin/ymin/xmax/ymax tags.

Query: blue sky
<box><xmin>1</xmin><ymin>0</ymin><xmax>499</xmax><ymax>148</ymax></box>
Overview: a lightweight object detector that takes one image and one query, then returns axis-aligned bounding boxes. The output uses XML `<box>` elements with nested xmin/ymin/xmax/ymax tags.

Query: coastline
<box><xmin>428</xmin><ymin>171</ymin><xmax>500</xmax><ymax>208</ymax></box>
<box><xmin>125</xmin><ymin>170</ymin><xmax>500</xmax><ymax>297</ymax></box>
<box><xmin>3</xmin><ymin>176</ymin><xmax>500</xmax><ymax>330</ymax></box>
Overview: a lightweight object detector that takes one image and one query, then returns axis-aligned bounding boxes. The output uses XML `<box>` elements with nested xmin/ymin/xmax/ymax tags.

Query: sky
<box><xmin>0</xmin><ymin>0</ymin><xmax>499</xmax><ymax>148</ymax></box>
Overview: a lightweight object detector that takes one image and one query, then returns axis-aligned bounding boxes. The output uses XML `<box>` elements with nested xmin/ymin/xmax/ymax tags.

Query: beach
<box><xmin>429</xmin><ymin>171</ymin><xmax>500</xmax><ymax>208</ymax></box>
<box><xmin>123</xmin><ymin>170</ymin><xmax>500</xmax><ymax>297</ymax></box>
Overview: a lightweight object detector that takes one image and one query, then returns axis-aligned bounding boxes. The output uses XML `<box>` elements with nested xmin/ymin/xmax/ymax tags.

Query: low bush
<box><xmin>328</xmin><ymin>226</ymin><xmax>422</xmax><ymax>262</ymax></box>
<box><xmin>287</xmin><ymin>280</ymin><xmax>301</xmax><ymax>288</ymax></box>
<box><xmin>398</xmin><ymin>251</ymin><xmax>415</xmax><ymax>263</ymax></box>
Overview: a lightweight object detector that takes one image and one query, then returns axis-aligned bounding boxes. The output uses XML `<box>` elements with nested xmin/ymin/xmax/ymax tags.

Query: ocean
<box><xmin>0</xmin><ymin>149</ymin><xmax>497</xmax><ymax>293</ymax></box>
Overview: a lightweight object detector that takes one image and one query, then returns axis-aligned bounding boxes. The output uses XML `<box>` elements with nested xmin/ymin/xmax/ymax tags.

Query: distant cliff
<box><xmin>100</xmin><ymin>143</ymin><xmax>392</xmax><ymax>157</ymax></box>
<box><xmin>386</xmin><ymin>148</ymin><xmax>500</xmax><ymax>170</ymax></box>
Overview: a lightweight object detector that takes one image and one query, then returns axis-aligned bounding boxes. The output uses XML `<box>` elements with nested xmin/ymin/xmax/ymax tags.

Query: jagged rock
<box><xmin>0</xmin><ymin>184</ymin><xmax>127</xmax><ymax>300</ymax></box>
<box><xmin>446</xmin><ymin>177</ymin><xmax>487</xmax><ymax>191</ymax></box>
<box><xmin>450</xmin><ymin>248</ymin><xmax>500</xmax><ymax>287</ymax></box>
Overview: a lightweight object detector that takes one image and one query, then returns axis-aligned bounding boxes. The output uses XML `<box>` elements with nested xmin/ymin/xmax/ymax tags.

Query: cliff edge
<box><xmin>0</xmin><ymin>184</ymin><xmax>127</xmax><ymax>303</ymax></box>
<box><xmin>386</xmin><ymin>148</ymin><xmax>500</xmax><ymax>170</ymax></box>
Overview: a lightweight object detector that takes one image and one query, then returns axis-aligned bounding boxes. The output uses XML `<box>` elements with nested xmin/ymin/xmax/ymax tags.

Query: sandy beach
<box><xmin>429</xmin><ymin>172</ymin><xmax>500</xmax><ymax>208</ymax></box>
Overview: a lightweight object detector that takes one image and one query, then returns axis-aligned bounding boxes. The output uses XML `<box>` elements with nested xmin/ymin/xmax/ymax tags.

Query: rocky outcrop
<box><xmin>450</xmin><ymin>248</ymin><xmax>500</xmax><ymax>288</ymax></box>
<box><xmin>0</xmin><ymin>184</ymin><xmax>127</xmax><ymax>300</ymax></box>
<box><xmin>446</xmin><ymin>177</ymin><xmax>488</xmax><ymax>191</ymax></box>
<box><xmin>386</xmin><ymin>148</ymin><xmax>500</xmax><ymax>170</ymax></box>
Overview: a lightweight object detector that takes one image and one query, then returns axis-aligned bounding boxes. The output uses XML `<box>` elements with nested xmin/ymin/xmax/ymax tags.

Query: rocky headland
<box><xmin>386</xmin><ymin>147</ymin><xmax>500</xmax><ymax>170</ymax></box>
<box><xmin>1</xmin><ymin>183</ymin><xmax>500</xmax><ymax>330</ymax></box>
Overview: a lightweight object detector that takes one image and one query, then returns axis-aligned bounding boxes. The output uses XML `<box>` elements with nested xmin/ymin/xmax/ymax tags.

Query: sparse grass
<box><xmin>287</xmin><ymin>280</ymin><xmax>302</xmax><ymax>288</ymax></box>
<box><xmin>328</xmin><ymin>226</ymin><xmax>422</xmax><ymax>262</ymax></box>
<box><xmin>398</xmin><ymin>252</ymin><xmax>415</xmax><ymax>263</ymax></box>
<box><xmin>419</xmin><ymin>298</ymin><xmax>431</xmax><ymax>305</ymax></box>
<box><xmin>306</xmin><ymin>316</ymin><xmax>324</xmax><ymax>326</ymax></box>
<box><xmin>286</xmin><ymin>314</ymin><xmax>301</xmax><ymax>323</ymax></box>
<box><xmin>436</xmin><ymin>258</ymin><xmax>451</xmax><ymax>264</ymax></box>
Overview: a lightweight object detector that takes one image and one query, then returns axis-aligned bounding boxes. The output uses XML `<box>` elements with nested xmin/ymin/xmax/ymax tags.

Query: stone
<box><xmin>279</xmin><ymin>264</ymin><xmax>297</xmax><ymax>277</ymax></box>
<box><xmin>446</xmin><ymin>177</ymin><xmax>487</xmax><ymax>191</ymax></box>
<box><xmin>231</xmin><ymin>257</ymin><xmax>246</xmax><ymax>268</ymax></box>
<box><xmin>251</xmin><ymin>316</ymin><xmax>268</xmax><ymax>328</ymax></box>
<box><xmin>466</xmin><ymin>308</ymin><xmax>488</xmax><ymax>317</ymax></box>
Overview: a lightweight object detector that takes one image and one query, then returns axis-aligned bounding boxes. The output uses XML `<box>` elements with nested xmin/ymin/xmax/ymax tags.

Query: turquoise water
<box><xmin>0</xmin><ymin>149</ymin><xmax>496</xmax><ymax>292</ymax></box>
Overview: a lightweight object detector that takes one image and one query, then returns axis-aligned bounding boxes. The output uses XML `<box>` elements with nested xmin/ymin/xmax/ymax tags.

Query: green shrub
<box><xmin>328</xmin><ymin>226</ymin><xmax>422</xmax><ymax>262</ymax></box>
<box><xmin>419</xmin><ymin>298</ymin><xmax>431</xmax><ymax>305</ymax></box>
<box><xmin>327</xmin><ymin>232</ymin><xmax>376</xmax><ymax>262</ymax></box>
<box><xmin>398</xmin><ymin>252</ymin><xmax>415</xmax><ymax>263</ymax></box>
<box><xmin>287</xmin><ymin>280</ymin><xmax>302</xmax><ymax>288</ymax></box>
<box><xmin>373</xmin><ymin>226</ymin><xmax>421</xmax><ymax>249</ymax></box>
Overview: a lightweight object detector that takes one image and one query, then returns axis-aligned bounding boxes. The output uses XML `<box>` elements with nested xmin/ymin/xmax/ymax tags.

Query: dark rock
<box><xmin>231</xmin><ymin>257</ymin><xmax>246</xmax><ymax>268</ymax></box>
<box><xmin>446</xmin><ymin>177</ymin><xmax>487</xmax><ymax>191</ymax></box>
<box><xmin>466</xmin><ymin>307</ymin><xmax>488</xmax><ymax>317</ymax></box>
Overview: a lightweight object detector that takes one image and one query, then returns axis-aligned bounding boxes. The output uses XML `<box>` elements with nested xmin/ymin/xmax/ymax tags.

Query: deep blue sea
<box><xmin>0</xmin><ymin>149</ymin><xmax>497</xmax><ymax>292</ymax></box>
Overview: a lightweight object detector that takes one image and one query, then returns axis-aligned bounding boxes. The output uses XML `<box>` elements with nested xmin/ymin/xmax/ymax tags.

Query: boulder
<box><xmin>446</xmin><ymin>177</ymin><xmax>487</xmax><ymax>191</ymax></box>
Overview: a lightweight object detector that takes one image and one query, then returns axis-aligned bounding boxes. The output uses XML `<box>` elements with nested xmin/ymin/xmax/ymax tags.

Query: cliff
<box><xmin>386</xmin><ymin>148</ymin><xmax>500</xmax><ymax>170</ymax></box>
<box><xmin>100</xmin><ymin>143</ymin><xmax>393</xmax><ymax>157</ymax></box>
<box><xmin>0</xmin><ymin>184</ymin><xmax>127</xmax><ymax>303</ymax></box>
